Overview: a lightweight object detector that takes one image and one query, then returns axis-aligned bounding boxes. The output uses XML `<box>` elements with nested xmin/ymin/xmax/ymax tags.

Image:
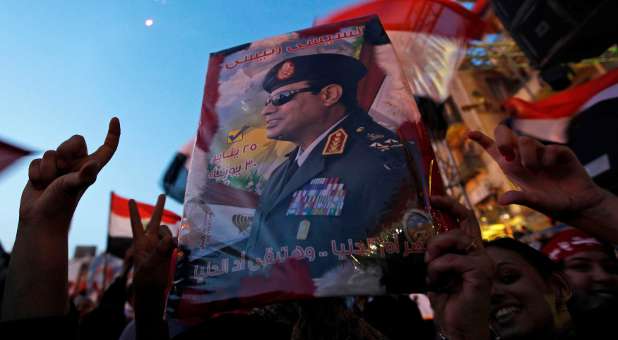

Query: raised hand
<box><xmin>3</xmin><ymin>118</ymin><xmax>120</xmax><ymax>321</ymax></box>
<box><xmin>129</xmin><ymin>195</ymin><xmax>174</xmax><ymax>340</ymax></box>
<box><xmin>469</xmin><ymin>124</ymin><xmax>618</xmax><ymax>244</ymax></box>
<box><xmin>129</xmin><ymin>194</ymin><xmax>175</xmax><ymax>293</ymax></box>
<box><xmin>20</xmin><ymin>117</ymin><xmax>121</xmax><ymax>234</ymax></box>
<box><xmin>426</xmin><ymin>229</ymin><xmax>494</xmax><ymax>340</ymax></box>
<box><xmin>470</xmin><ymin>125</ymin><xmax>606</xmax><ymax>218</ymax></box>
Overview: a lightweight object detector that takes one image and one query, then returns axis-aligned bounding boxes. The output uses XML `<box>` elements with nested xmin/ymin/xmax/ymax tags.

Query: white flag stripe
<box><xmin>512</xmin><ymin>117</ymin><xmax>571</xmax><ymax>144</ymax></box>
<box><xmin>109</xmin><ymin>212</ymin><xmax>180</xmax><ymax>238</ymax></box>
<box><xmin>109</xmin><ymin>213</ymin><xmax>133</xmax><ymax>238</ymax></box>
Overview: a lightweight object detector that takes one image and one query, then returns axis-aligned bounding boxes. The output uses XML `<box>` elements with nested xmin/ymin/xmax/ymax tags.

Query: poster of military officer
<box><xmin>169</xmin><ymin>17</ymin><xmax>443</xmax><ymax>318</ymax></box>
<box><xmin>245</xmin><ymin>52</ymin><xmax>413</xmax><ymax>279</ymax></box>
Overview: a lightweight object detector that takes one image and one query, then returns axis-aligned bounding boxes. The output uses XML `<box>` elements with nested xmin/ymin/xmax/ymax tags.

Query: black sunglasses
<box><xmin>265</xmin><ymin>87</ymin><xmax>317</xmax><ymax>106</ymax></box>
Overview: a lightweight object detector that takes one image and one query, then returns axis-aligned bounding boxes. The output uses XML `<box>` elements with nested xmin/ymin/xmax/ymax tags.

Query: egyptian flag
<box><xmin>107</xmin><ymin>192</ymin><xmax>182</xmax><ymax>258</ymax></box>
<box><xmin>161</xmin><ymin>137</ymin><xmax>195</xmax><ymax>203</ymax></box>
<box><xmin>0</xmin><ymin>139</ymin><xmax>31</xmax><ymax>174</ymax></box>
<box><xmin>316</xmin><ymin>0</ymin><xmax>485</xmax><ymax>102</ymax></box>
<box><xmin>504</xmin><ymin>68</ymin><xmax>618</xmax><ymax>193</ymax></box>
<box><xmin>504</xmin><ymin>67</ymin><xmax>618</xmax><ymax>143</ymax></box>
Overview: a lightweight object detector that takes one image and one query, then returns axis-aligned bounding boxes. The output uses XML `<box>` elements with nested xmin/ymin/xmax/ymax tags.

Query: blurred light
<box><xmin>145</xmin><ymin>18</ymin><xmax>154</xmax><ymax>27</ymax></box>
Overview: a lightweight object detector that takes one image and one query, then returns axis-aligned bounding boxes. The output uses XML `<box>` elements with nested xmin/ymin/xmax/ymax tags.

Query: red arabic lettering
<box><xmin>224</xmin><ymin>47</ymin><xmax>283</xmax><ymax>69</ymax></box>
<box><xmin>286</xmin><ymin>26</ymin><xmax>363</xmax><ymax>53</ymax></box>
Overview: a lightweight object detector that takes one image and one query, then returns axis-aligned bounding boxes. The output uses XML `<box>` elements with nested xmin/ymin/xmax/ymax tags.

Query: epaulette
<box><xmin>322</xmin><ymin>128</ymin><xmax>348</xmax><ymax>156</ymax></box>
<box><xmin>354</xmin><ymin>124</ymin><xmax>408</xmax><ymax>171</ymax></box>
<box><xmin>354</xmin><ymin>125</ymin><xmax>404</xmax><ymax>153</ymax></box>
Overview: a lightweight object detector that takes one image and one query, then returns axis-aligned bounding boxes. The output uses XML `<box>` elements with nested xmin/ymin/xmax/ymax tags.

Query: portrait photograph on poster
<box><xmin>167</xmin><ymin>16</ymin><xmax>453</xmax><ymax>320</ymax></box>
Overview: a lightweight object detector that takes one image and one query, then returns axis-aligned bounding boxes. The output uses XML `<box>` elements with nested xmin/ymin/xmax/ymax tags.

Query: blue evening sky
<box><xmin>0</xmin><ymin>0</ymin><xmax>359</xmax><ymax>255</ymax></box>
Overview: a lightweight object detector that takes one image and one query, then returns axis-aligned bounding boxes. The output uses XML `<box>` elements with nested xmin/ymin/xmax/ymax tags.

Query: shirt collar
<box><xmin>294</xmin><ymin>115</ymin><xmax>348</xmax><ymax>166</ymax></box>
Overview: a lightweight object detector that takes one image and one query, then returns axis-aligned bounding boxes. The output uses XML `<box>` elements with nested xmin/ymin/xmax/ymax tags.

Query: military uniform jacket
<box><xmin>245</xmin><ymin>111</ymin><xmax>413</xmax><ymax>278</ymax></box>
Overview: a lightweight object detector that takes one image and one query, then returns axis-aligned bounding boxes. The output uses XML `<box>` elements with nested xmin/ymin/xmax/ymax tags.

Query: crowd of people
<box><xmin>1</xmin><ymin>118</ymin><xmax>617</xmax><ymax>340</ymax></box>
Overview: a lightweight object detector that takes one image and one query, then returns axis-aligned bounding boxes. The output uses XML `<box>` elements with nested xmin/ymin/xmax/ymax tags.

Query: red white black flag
<box><xmin>107</xmin><ymin>192</ymin><xmax>182</xmax><ymax>257</ymax></box>
<box><xmin>0</xmin><ymin>139</ymin><xmax>31</xmax><ymax>174</ymax></box>
<box><xmin>505</xmin><ymin>68</ymin><xmax>618</xmax><ymax>143</ymax></box>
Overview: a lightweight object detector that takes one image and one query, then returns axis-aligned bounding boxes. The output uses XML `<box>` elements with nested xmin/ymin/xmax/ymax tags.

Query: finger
<box><xmin>468</xmin><ymin>131</ymin><xmax>501</xmax><ymax>160</ymax></box>
<box><xmin>425</xmin><ymin>230</ymin><xmax>474</xmax><ymax>263</ymax></box>
<box><xmin>146</xmin><ymin>194</ymin><xmax>166</xmax><ymax>234</ymax></box>
<box><xmin>497</xmin><ymin>190</ymin><xmax>538</xmax><ymax>208</ymax></box>
<box><xmin>157</xmin><ymin>224</ymin><xmax>172</xmax><ymax>240</ymax></box>
<box><xmin>36</xmin><ymin>160</ymin><xmax>99</xmax><ymax>209</ymax></box>
<box><xmin>58</xmin><ymin>159</ymin><xmax>99</xmax><ymax>192</ymax></box>
<box><xmin>28</xmin><ymin>158</ymin><xmax>42</xmax><ymax>184</ymax></box>
<box><xmin>494</xmin><ymin>124</ymin><xmax>517</xmax><ymax>162</ymax></box>
<box><xmin>426</xmin><ymin>253</ymin><xmax>471</xmax><ymax>290</ymax></box>
<box><xmin>542</xmin><ymin>144</ymin><xmax>579</xmax><ymax>169</ymax></box>
<box><xmin>428</xmin><ymin>253</ymin><xmax>472</xmax><ymax>277</ymax></box>
<box><xmin>90</xmin><ymin>117</ymin><xmax>121</xmax><ymax>171</ymax></box>
<box><xmin>427</xmin><ymin>253</ymin><xmax>491</xmax><ymax>293</ymax></box>
<box><xmin>124</xmin><ymin>247</ymin><xmax>135</xmax><ymax>262</ymax></box>
<box><xmin>468</xmin><ymin>130</ymin><xmax>493</xmax><ymax>149</ymax></box>
<box><xmin>517</xmin><ymin>136</ymin><xmax>543</xmax><ymax>172</ymax></box>
<box><xmin>56</xmin><ymin>135</ymin><xmax>88</xmax><ymax>171</ymax></box>
<box><xmin>128</xmin><ymin>199</ymin><xmax>145</xmax><ymax>239</ymax></box>
<box><xmin>156</xmin><ymin>225</ymin><xmax>175</xmax><ymax>257</ymax></box>
<box><xmin>426</xmin><ymin>291</ymin><xmax>447</xmax><ymax>319</ymax></box>
<box><xmin>462</xmin><ymin>224</ymin><xmax>483</xmax><ymax>246</ymax></box>
<box><xmin>39</xmin><ymin>150</ymin><xmax>59</xmax><ymax>185</ymax></box>
<box><xmin>430</xmin><ymin>196</ymin><xmax>473</xmax><ymax>222</ymax></box>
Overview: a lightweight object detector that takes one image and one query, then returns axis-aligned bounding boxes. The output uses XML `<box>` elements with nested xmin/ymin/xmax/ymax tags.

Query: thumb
<box><xmin>497</xmin><ymin>190</ymin><xmax>537</xmax><ymax>207</ymax></box>
<box><xmin>59</xmin><ymin>160</ymin><xmax>100</xmax><ymax>193</ymax></box>
<box><xmin>34</xmin><ymin>160</ymin><xmax>100</xmax><ymax>220</ymax></box>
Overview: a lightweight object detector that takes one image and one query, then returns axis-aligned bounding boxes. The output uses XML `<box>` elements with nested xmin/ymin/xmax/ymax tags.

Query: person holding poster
<box><xmin>246</xmin><ymin>53</ymin><xmax>414</xmax><ymax>278</ymax></box>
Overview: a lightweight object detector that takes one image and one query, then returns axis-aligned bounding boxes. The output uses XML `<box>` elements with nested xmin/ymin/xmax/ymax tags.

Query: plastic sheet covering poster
<box><xmin>168</xmin><ymin>16</ymin><xmax>453</xmax><ymax>320</ymax></box>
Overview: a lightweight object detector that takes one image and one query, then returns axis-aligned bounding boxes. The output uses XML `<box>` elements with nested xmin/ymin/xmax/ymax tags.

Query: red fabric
<box><xmin>202</xmin><ymin>182</ymin><xmax>260</xmax><ymax>208</ymax></box>
<box><xmin>316</xmin><ymin>0</ymin><xmax>485</xmax><ymax>40</ymax></box>
<box><xmin>110</xmin><ymin>192</ymin><xmax>181</xmax><ymax>224</ymax></box>
<box><xmin>0</xmin><ymin>139</ymin><xmax>30</xmax><ymax>173</ymax></box>
<box><xmin>505</xmin><ymin>68</ymin><xmax>618</xmax><ymax>120</ymax></box>
<box><xmin>196</xmin><ymin>53</ymin><xmax>225</xmax><ymax>152</ymax></box>
<box><xmin>237</xmin><ymin>259</ymin><xmax>316</xmax><ymax>300</ymax></box>
<box><xmin>472</xmin><ymin>0</ymin><xmax>490</xmax><ymax>15</ymax></box>
<box><xmin>303</xmin><ymin>15</ymin><xmax>378</xmax><ymax>38</ymax></box>
<box><xmin>174</xmin><ymin>259</ymin><xmax>315</xmax><ymax>320</ymax></box>
<box><xmin>542</xmin><ymin>228</ymin><xmax>608</xmax><ymax>262</ymax></box>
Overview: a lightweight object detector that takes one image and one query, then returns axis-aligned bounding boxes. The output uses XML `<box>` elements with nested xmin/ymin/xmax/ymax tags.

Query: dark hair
<box><xmin>307</xmin><ymin>79</ymin><xmax>360</xmax><ymax>111</ymax></box>
<box><xmin>485</xmin><ymin>238</ymin><xmax>560</xmax><ymax>279</ymax></box>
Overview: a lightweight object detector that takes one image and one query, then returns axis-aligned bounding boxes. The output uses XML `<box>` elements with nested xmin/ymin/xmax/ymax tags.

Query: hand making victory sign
<box><xmin>128</xmin><ymin>194</ymin><xmax>176</xmax><ymax>293</ymax></box>
<box><xmin>129</xmin><ymin>194</ymin><xmax>175</xmax><ymax>340</ymax></box>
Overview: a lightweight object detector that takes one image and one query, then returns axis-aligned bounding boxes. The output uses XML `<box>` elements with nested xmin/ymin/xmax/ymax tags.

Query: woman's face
<box><xmin>563</xmin><ymin>250</ymin><xmax>618</xmax><ymax>312</ymax></box>
<box><xmin>487</xmin><ymin>247</ymin><xmax>558</xmax><ymax>339</ymax></box>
